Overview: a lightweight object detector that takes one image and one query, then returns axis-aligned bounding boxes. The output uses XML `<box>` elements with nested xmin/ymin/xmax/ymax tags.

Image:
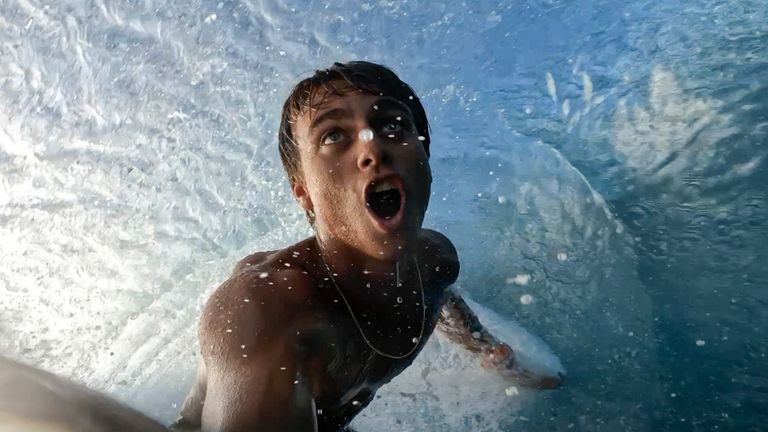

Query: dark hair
<box><xmin>278</xmin><ymin>61</ymin><xmax>431</xmax><ymax>186</ymax></box>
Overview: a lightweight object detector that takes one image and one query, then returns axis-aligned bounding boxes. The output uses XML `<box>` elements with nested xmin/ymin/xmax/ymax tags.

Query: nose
<box><xmin>356</xmin><ymin>129</ymin><xmax>390</xmax><ymax>170</ymax></box>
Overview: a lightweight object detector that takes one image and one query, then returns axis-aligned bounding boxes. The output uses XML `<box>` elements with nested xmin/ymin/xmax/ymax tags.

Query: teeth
<box><xmin>373</xmin><ymin>181</ymin><xmax>396</xmax><ymax>193</ymax></box>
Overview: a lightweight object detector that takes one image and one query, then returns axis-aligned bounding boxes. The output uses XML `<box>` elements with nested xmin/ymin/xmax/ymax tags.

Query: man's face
<box><xmin>292</xmin><ymin>88</ymin><xmax>432</xmax><ymax>259</ymax></box>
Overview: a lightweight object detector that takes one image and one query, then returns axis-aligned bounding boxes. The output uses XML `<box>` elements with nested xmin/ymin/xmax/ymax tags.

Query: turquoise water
<box><xmin>1</xmin><ymin>0</ymin><xmax>766</xmax><ymax>430</ymax></box>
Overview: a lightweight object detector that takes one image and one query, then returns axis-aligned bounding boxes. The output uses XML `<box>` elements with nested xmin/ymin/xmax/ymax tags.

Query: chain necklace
<box><xmin>317</xmin><ymin>240</ymin><xmax>426</xmax><ymax>360</ymax></box>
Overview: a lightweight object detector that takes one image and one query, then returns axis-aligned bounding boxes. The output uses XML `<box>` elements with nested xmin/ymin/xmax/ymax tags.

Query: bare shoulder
<box><xmin>420</xmin><ymin>229</ymin><xmax>458</xmax><ymax>260</ymax></box>
<box><xmin>419</xmin><ymin>228</ymin><xmax>460</xmax><ymax>287</ymax></box>
<box><xmin>199</xmin><ymin>264</ymin><xmax>317</xmax><ymax>361</ymax></box>
<box><xmin>231</xmin><ymin>250</ymin><xmax>278</xmax><ymax>276</ymax></box>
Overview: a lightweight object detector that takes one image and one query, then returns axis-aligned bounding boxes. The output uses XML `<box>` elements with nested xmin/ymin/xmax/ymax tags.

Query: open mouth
<box><xmin>366</xmin><ymin>180</ymin><xmax>403</xmax><ymax>221</ymax></box>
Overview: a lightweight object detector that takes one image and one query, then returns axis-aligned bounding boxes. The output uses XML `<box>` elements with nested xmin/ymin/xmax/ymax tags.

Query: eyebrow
<box><xmin>370</xmin><ymin>98</ymin><xmax>413</xmax><ymax>117</ymax></box>
<box><xmin>307</xmin><ymin>97</ymin><xmax>414</xmax><ymax>137</ymax></box>
<box><xmin>308</xmin><ymin>108</ymin><xmax>352</xmax><ymax>136</ymax></box>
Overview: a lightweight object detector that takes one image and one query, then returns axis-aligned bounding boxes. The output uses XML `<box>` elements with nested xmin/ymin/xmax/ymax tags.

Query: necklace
<box><xmin>317</xmin><ymin>239</ymin><xmax>426</xmax><ymax>360</ymax></box>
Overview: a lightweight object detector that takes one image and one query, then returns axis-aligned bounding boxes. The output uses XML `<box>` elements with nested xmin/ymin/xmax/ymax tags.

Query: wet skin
<box><xmin>174</xmin><ymin>90</ymin><xmax>561</xmax><ymax>432</ymax></box>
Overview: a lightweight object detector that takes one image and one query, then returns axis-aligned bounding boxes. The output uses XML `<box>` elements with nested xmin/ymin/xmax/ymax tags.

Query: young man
<box><xmin>174</xmin><ymin>61</ymin><xmax>560</xmax><ymax>432</ymax></box>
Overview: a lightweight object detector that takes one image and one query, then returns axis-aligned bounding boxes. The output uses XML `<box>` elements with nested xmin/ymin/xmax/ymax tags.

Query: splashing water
<box><xmin>1</xmin><ymin>0</ymin><xmax>766</xmax><ymax>430</ymax></box>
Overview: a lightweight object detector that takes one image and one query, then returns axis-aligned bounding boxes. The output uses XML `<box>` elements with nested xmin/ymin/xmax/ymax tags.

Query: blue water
<box><xmin>1</xmin><ymin>0</ymin><xmax>766</xmax><ymax>431</ymax></box>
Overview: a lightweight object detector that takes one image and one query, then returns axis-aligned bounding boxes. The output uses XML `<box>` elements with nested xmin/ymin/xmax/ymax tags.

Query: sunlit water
<box><xmin>1</xmin><ymin>0</ymin><xmax>766</xmax><ymax>431</ymax></box>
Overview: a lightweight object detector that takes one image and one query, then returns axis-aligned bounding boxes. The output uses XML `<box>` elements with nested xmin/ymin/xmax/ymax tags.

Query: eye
<box><xmin>321</xmin><ymin>129</ymin><xmax>345</xmax><ymax>145</ymax></box>
<box><xmin>381</xmin><ymin>119</ymin><xmax>403</xmax><ymax>137</ymax></box>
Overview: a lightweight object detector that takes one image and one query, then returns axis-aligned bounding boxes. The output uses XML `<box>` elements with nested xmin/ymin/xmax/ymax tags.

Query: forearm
<box><xmin>436</xmin><ymin>294</ymin><xmax>502</xmax><ymax>355</ymax></box>
<box><xmin>437</xmin><ymin>293</ymin><xmax>564</xmax><ymax>389</ymax></box>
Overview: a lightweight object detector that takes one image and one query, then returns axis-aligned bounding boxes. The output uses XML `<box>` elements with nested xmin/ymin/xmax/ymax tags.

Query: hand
<box><xmin>480</xmin><ymin>343</ymin><xmax>516</xmax><ymax>369</ymax></box>
<box><xmin>482</xmin><ymin>343</ymin><xmax>564</xmax><ymax>390</ymax></box>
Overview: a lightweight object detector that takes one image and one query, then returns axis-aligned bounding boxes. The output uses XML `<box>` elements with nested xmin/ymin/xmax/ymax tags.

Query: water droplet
<box><xmin>696</xmin><ymin>340</ymin><xmax>706</xmax><ymax>346</ymax></box>
<box><xmin>505</xmin><ymin>386</ymin><xmax>519</xmax><ymax>397</ymax></box>
<box><xmin>412</xmin><ymin>337</ymin><xmax>419</xmax><ymax>344</ymax></box>
<box><xmin>359</xmin><ymin>128</ymin><xmax>374</xmax><ymax>142</ymax></box>
<box><xmin>520</xmin><ymin>294</ymin><xmax>534</xmax><ymax>305</ymax></box>
<box><xmin>417</xmin><ymin>136</ymin><xmax>426</xmax><ymax>141</ymax></box>
<box><xmin>352</xmin><ymin>400</ymin><xmax>360</xmax><ymax>406</ymax></box>
<box><xmin>259</xmin><ymin>272</ymin><xmax>269</xmax><ymax>279</ymax></box>
<box><xmin>507</xmin><ymin>274</ymin><xmax>531</xmax><ymax>286</ymax></box>
<box><xmin>396</xmin><ymin>297</ymin><xmax>403</xmax><ymax>304</ymax></box>
<box><xmin>557</xmin><ymin>252</ymin><xmax>568</xmax><ymax>262</ymax></box>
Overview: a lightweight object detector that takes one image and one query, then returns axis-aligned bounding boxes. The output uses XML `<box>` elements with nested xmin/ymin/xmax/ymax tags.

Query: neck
<box><xmin>314</xmin><ymin>233</ymin><xmax>418</xmax><ymax>283</ymax></box>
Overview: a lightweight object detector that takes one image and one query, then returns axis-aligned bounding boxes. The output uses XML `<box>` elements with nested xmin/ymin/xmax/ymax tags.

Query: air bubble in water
<box><xmin>396</xmin><ymin>296</ymin><xmax>403</xmax><ymax>304</ymax></box>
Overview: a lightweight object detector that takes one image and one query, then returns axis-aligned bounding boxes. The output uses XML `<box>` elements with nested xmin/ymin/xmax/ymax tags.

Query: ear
<box><xmin>292</xmin><ymin>179</ymin><xmax>313</xmax><ymax>213</ymax></box>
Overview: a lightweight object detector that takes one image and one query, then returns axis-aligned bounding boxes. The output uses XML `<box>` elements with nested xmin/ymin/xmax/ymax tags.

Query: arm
<box><xmin>437</xmin><ymin>291</ymin><xmax>504</xmax><ymax>356</ymax></box>
<box><xmin>171</xmin><ymin>361</ymin><xmax>207</xmax><ymax>429</ymax></box>
<box><xmin>423</xmin><ymin>229</ymin><xmax>561</xmax><ymax>389</ymax></box>
<box><xmin>199</xmin><ymin>269</ymin><xmax>319</xmax><ymax>432</ymax></box>
<box><xmin>437</xmin><ymin>290</ymin><xmax>562</xmax><ymax>390</ymax></box>
<box><xmin>0</xmin><ymin>356</ymin><xmax>168</xmax><ymax>432</ymax></box>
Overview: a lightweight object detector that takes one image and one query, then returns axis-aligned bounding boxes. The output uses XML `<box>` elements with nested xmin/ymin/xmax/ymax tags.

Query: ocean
<box><xmin>1</xmin><ymin>0</ymin><xmax>766</xmax><ymax>430</ymax></box>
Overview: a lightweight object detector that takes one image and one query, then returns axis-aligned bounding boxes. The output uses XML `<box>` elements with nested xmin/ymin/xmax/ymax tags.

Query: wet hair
<box><xmin>278</xmin><ymin>61</ymin><xmax>431</xmax><ymax>186</ymax></box>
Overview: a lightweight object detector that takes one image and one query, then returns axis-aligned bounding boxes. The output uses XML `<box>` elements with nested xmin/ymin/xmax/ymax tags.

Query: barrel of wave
<box><xmin>0</xmin><ymin>356</ymin><xmax>167</xmax><ymax>432</ymax></box>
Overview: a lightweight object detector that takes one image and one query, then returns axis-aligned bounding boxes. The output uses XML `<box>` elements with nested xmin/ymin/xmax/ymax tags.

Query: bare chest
<box><xmin>307</xmin><ymin>281</ymin><xmax>443</xmax><ymax>423</ymax></box>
